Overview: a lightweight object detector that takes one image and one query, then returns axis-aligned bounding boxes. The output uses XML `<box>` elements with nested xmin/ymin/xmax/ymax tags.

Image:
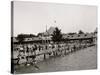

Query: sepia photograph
<box><xmin>11</xmin><ymin>1</ymin><xmax>97</xmax><ymax>74</ymax></box>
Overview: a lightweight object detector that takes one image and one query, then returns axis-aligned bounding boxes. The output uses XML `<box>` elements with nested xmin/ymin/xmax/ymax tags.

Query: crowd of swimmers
<box><xmin>13</xmin><ymin>41</ymin><xmax>96</xmax><ymax>70</ymax></box>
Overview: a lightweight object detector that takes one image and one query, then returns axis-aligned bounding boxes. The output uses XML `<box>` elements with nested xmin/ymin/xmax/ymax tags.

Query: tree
<box><xmin>29</xmin><ymin>34</ymin><xmax>36</xmax><ymax>37</ymax></box>
<box><xmin>68</xmin><ymin>32</ymin><xmax>77</xmax><ymax>35</ymax></box>
<box><xmin>94</xmin><ymin>27</ymin><xmax>97</xmax><ymax>34</ymax></box>
<box><xmin>51</xmin><ymin>27</ymin><xmax>63</xmax><ymax>43</ymax></box>
<box><xmin>37</xmin><ymin>33</ymin><xmax>43</xmax><ymax>37</ymax></box>
<box><xmin>78</xmin><ymin>30</ymin><xmax>84</xmax><ymax>34</ymax></box>
<box><xmin>16</xmin><ymin>34</ymin><xmax>25</xmax><ymax>43</ymax></box>
<box><xmin>16</xmin><ymin>34</ymin><xmax>37</xmax><ymax>43</ymax></box>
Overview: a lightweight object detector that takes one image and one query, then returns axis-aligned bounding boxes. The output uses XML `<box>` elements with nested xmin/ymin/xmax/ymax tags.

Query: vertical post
<box><xmin>53</xmin><ymin>51</ymin><xmax>55</xmax><ymax>56</ymax></box>
<box><xmin>44</xmin><ymin>54</ymin><xmax>46</xmax><ymax>59</ymax></box>
<box><xmin>55</xmin><ymin>51</ymin><xmax>57</xmax><ymax>56</ymax></box>
<box><xmin>64</xmin><ymin>48</ymin><xmax>66</xmax><ymax>55</ymax></box>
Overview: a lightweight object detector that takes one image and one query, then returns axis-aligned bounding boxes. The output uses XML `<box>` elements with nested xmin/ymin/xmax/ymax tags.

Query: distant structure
<box><xmin>13</xmin><ymin>26</ymin><xmax>97</xmax><ymax>45</ymax></box>
<box><xmin>38</xmin><ymin>26</ymin><xmax>56</xmax><ymax>37</ymax></box>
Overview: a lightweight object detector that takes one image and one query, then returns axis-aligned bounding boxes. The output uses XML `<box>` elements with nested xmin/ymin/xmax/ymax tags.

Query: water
<box><xmin>15</xmin><ymin>46</ymin><xmax>97</xmax><ymax>74</ymax></box>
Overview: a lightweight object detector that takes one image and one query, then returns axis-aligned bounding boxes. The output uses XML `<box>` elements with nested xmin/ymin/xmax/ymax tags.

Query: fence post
<box><xmin>44</xmin><ymin>54</ymin><xmax>46</xmax><ymax>59</ymax></box>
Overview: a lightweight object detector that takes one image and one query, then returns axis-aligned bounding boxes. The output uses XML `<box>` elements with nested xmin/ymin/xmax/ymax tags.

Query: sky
<box><xmin>13</xmin><ymin>1</ymin><xmax>97</xmax><ymax>37</ymax></box>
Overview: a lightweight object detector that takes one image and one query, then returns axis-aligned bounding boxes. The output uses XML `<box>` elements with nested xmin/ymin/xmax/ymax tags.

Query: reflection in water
<box><xmin>15</xmin><ymin>46</ymin><xmax>97</xmax><ymax>74</ymax></box>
